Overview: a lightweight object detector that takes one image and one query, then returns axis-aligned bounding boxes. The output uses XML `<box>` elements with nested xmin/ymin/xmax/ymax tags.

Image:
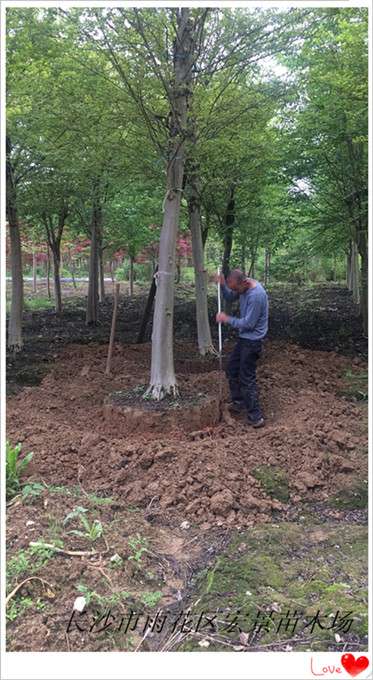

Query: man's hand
<box><xmin>216</xmin><ymin>312</ymin><xmax>229</xmax><ymax>324</ymax></box>
<box><xmin>212</xmin><ymin>272</ymin><xmax>225</xmax><ymax>286</ymax></box>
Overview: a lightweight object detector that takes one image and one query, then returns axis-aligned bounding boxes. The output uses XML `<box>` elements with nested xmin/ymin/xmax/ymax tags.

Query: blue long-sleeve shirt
<box><xmin>222</xmin><ymin>281</ymin><xmax>268</xmax><ymax>340</ymax></box>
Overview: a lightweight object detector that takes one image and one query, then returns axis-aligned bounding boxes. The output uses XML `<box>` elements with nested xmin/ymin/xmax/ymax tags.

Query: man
<box><xmin>216</xmin><ymin>269</ymin><xmax>268</xmax><ymax>428</ymax></box>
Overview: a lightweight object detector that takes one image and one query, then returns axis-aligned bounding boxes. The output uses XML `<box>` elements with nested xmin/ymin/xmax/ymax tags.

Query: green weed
<box><xmin>6</xmin><ymin>441</ymin><xmax>33</xmax><ymax>499</ymax></box>
<box><xmin>63</xmin><ymin>506</ymin><xmax>103</xmax><ymax>542</ymax></box>
<box><xmin>127</xmin><ymin>534</ymin><xmax>149</xmax><ymax>564</ymax></box>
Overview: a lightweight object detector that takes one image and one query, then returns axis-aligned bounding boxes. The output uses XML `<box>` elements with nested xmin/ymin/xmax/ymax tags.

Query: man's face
<box><xmin>227</xmin><ymin>277</ymin><xmax>245</xmax><ymax>293</ymax></box>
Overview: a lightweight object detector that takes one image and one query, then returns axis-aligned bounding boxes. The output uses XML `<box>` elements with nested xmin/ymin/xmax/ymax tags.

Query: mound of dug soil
<box><xmin>6</xmin><ymin>340</ymin><xmax>367</xmax><ymax>528</ymax></box>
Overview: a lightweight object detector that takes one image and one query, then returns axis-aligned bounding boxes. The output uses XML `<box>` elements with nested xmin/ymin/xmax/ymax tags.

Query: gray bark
<box><xmin>188</xmin><ymin>172</ymin><xmax>214</xmax><ymax>355</ymax></box>
<box><xmin>351</xmin><ymin>239</ymin><xmax>360</xmax><ymax>306</ymax></box>
<box><xmin>356</xmin><ymin>229</ymin><xmax>368</xmax><ymax>335</ymax></box>
<box><xmin>98</xmin><ymin>248</ymin><xmax>105</xmax><ymax>302</ymax></box>
<box><xmin>346</xmin><ymin>242</ymin><xmax>352</xmax><ymax>290</ymax></box>
<box><xmin>129</xmin><ymin>255</ymin><xmax>134</xmax><ymax>296</ymax></box>
<box><xmin>86</xmin><ymin>198</ymin><xmax>100</xmax><ymax>324</ymax></box>
<box><xmin>147</xmin><ymin>9</ymin><xmax>194</xmax><ymax>399</ymax></box>
<box><xmin>264</xmin><ymin>249</ymin><xmax>271</xmax><ymax>287</ymax></box>
<box><xmin>32</xmin><ymin>250</ymin><xmax>37</xmax><ymax>293</ymax></box>
<box><xmin>46</xmin><ymin>246</ymin><xmax>51</xmax><ymax>299</ymax></box>
<box><xmin>52</xmin><ymin>250</ymin><xmax>62</xmax><ymax>315</ymax></box>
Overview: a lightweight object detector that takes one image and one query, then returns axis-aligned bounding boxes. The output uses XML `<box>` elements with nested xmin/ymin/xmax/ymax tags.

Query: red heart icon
<box><xmin>341</xmin><ymin>654</ymin><xmax>369</xmax><ymax>677</ymax></box>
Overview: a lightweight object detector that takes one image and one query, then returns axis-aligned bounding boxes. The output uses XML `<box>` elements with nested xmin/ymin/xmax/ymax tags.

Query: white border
<box><xmin>1</xmin><ymin>1</ymin><xmax>371</xmax><ymax>679</ymax></box>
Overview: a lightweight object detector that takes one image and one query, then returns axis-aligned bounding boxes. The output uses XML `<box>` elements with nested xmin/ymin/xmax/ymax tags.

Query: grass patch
<box><xmin>340</xmin><ymin>369</ymin><xmax>368</xmax><ymax>402</ymax></box>
<box><xmin>252</xmin><ymin>465</ymin><xmax>290</xmax><ymax>503</ymax></box>
<box><xmin>180</xmin><ymin>523</ymin><xmax>368</xmax><ymax>651</ymax></box>
<box><xmin>329</xmin><ymin>479</ymin><xmax>368</xmax><ymax>510</ymax></box>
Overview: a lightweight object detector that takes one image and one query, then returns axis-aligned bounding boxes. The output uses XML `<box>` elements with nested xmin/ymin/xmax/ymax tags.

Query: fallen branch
<box><xmin>29</xmin><ymin>541</ymin><xmax>98</xmax><ymax>557</ymax></box>
<box><xmin>6</xmin><ymin>576</ymin><xmax>54</xmax><ymax>607</ymax></box>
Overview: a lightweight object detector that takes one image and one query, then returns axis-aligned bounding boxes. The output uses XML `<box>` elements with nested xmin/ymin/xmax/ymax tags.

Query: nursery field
<box><xmin>6</xmin><ymin>284</ymin><xmax>368</xmax><ymax>653</ymax></box>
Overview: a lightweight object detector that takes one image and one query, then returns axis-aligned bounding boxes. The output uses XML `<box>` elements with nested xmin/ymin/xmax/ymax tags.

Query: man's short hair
<box><xmin>227</xmin><ymin>269</ymin><xmax>246</xmax><ymax>284</ymax></box>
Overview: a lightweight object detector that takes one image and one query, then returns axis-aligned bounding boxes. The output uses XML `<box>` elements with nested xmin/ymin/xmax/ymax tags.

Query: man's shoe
<box><xmin>229</xmin><ymin>400</ymin><xmax>245</xmax><ymax>414</ymax></box>
<box><xmin>249</xmin><ymin>417</ymin><xmax>265</xmax><ymax>428</ymax></box>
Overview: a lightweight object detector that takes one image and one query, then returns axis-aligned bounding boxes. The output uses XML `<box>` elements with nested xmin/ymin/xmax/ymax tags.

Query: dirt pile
<box><xmin>6</xmin><ymin>340</ymin><xmax>367</xmax><ymax>527</ymax></box>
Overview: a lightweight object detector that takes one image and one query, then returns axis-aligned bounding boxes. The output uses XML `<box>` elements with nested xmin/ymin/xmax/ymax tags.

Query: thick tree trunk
<box><xmin>137</xmin><ymin>266</ymin><xmax>158</xmax><ymax>344</ymax></box>
<box><xmin>147</xmin><ymin>8</ymin><xmax>194</xmax><ymax>399</ymax></box>
<box><xmin>188</xmin><ymin>172</ymin><xmax>214</xmax><ymax>355</ymax></box>
<box><xmin>6</xmin><ymin>136</ymin><xmax>23</xmax><ymax>352</ymax></box>
<box><xmin>129</xmin><ymin>255</ymin><xmax>134</xmax><ymax>296</ymax></box>
<box><xmin>86</xmin><ymin>200</ymin><xmax>100</xmax><ymax>325</ymax></box>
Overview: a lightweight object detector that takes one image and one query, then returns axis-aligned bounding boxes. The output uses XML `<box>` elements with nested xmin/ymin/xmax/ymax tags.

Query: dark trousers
<box><xmin>226</xmin><ymin>338</ymin><xmax>263</xmax><ymax>422</ymax></box>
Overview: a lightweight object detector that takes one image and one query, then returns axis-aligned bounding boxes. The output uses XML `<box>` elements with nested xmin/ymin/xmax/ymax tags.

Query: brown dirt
<box><xmin>6</xmin><ymin>489</ymin><xmax>229</xmax><ymax>652</ymax></box>
<box><xmin>7</xmin><ymin>339</ymin><xmax>367</xmax><ymax>528</ymax></box>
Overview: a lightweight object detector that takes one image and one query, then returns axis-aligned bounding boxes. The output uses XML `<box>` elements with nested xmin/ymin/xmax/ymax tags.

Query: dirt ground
<box><xmin>6</xmin><ymin>339</ymin><xmax>368</xmax><ymax>525</ymax></box>
<box><xmin>6</xmin><ymin>284</ymin><xmax>368</xmax><ymax>652</ymax></box>
<box><xmin>6</xmin><ymin>280</ymin><xmax>367</xmax><ymax>395</ymax></box>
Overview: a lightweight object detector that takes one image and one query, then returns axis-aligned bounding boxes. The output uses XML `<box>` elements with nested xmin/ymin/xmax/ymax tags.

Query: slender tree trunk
<box><xmin>137</xmin><ymin>266</ymin><xmax>158</xmax><ymax>344</ymax></box>
<box><xmin>357</xmin><ymin>229</ymin><xmax>368</xmax><ymax>335</ymax></box>
<box><xmin>202</xmin><ymin>211</ymin><xmax>209</xmax><ymax>249</ymax></box>
<box><xmin>331</xmin><ymin>255</ymin><xmax>336</xmax><ymax>282</ymax></box>
<box><xmin>241</xmin><ymin>243</ymin><xmax>246</xmax><ymax>272</ymax></box>
<box><xmin>346</xmin><ymin>243</ymin><xmax>352</xmax><ymax>289</ymax></box>
<box><xmin>43</xmin><ymin>205</ymin><xmax>67</xmax><ymax>315</ymax></box>
<box><xmin>98</xmin><ymin>251</ymin><xmax>105</xmax><ymax>302</ymax></box>
<box><xmin>86</xmin><ymin>199</ymin><xmax>100</xmax><ymax>325</ymax></box>
<box><xmin>188</xmin><ymin>170</ymin><xmax>214</xmax><ymax>355</ymax></box>
<box><xmin>98</xmin><ymin>229</ymin><xmax>105</xmax><ymax>302</ymax></box>
<box><xmin>6</xmin><ymin>136</ymin><xmax>23</xmax><ymax>352</ymax></box>
<box><xmin>51</xmin><ymin>247</ymin><xmax>62</xmax><ymax>315</ymax></box>
<box><xmin>46</xmin><ymin>246</ymin><xmax>51</xmax><ymax>299</ymax></box>
<box><xmin>147</xmin><ymin>8</ymin><xmax>194</xmax><ymax>399</ymax></box>
<box><xmin>32</xmin><ymin>250</ymin><xmax>37</xmax><ymax>293</ymax></box>
<box><xmin>129</xmin><ymin>255</ymin><xmax>134</xmax><ymax>296</ymax></box>
<box><xmin>71</xmin><ymin>263</ymin><xmax>77</xmax><ymax>289</ymax></box>
<box><xmin>221</xmin><ymin>185</ymin><xmax>235</xmax><ymax>315</ymax></box>
<box><xmin>175</xmin><ymin>260</ymin><xmax>181</xmax><ymax>284</ymax></box>
<box><xmin>264</xmin><ymin>249</ymin><xmax>271</xmax><ymax>287</ymax></box>
<box><xmin>221</xmin><ymin>185</ymin><xmax>235</xmax><ymax>278</ymax></box>
<box><xmin>110</xmin><ymin>260</ymin><xmax>115</xmax><ymax>284</ymax></box>
<box><xmin>351</xmin><ymin>239</ymin><xmax>360</xmax><ymax>306</ymax></box>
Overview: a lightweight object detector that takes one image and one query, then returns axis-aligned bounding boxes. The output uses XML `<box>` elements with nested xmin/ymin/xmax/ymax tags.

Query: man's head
<box><xmin>226</xmin><ymin>269</ymin><xmax>249</xmax><ymax>293</ymax></box>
